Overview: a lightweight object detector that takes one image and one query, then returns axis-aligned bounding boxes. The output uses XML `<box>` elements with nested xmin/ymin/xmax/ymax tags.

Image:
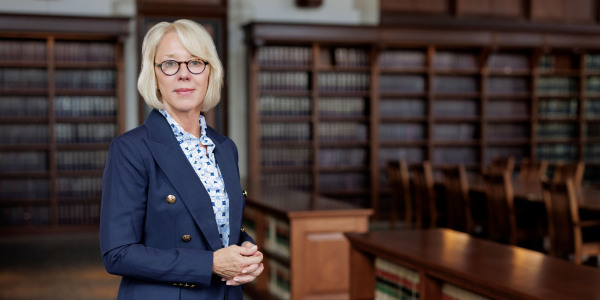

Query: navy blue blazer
<box><xmin>100</xmin><ymin>109</ymin><xmax>254</xmax><ymax>300</ymax></box>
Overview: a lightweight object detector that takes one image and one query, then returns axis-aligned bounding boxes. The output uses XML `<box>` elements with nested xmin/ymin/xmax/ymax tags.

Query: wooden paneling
<box><xmin>457</xmin><ymin>0</ymin><xmax>523</xmax><ymax>17</ymax></box>
<box><xmin>531</xmin><ymin>0</ymin><xmax>596</xmax><ymax>23</ymax></box>
<box><xmin>381</xmin><ymin>0</ymin><xmax>448</xmax><ymax>14</ymax></box>
<box><xmin>305</xmin><ymin>232</ymin><xmax>349</xmax><ymax>294</ymax></box>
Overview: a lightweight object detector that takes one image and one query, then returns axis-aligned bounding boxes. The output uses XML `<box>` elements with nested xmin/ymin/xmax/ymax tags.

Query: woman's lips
<box><xmin>175</xmin><ymin>88</ymin><xmax>194</xmax><ymax>95</ymax></box>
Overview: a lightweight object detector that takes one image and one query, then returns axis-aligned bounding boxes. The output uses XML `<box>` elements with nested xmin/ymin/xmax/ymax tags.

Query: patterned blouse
<box><xmin>160</xmin><ymin>109</ymin><xmax>230</xmax><ymax>248</ymax></box>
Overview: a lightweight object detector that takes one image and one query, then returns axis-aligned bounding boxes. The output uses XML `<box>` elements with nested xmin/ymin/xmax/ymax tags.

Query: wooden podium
<box><xmin>242</xmin><ymin>186</ymin><xmax>373</xmax><ymax>300</ymax></box>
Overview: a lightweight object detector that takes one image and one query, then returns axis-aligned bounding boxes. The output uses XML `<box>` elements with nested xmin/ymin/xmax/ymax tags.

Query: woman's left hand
<box><xmin>222</xmin><ymin>242</ymin><xmax>264</xmax><ymax>286</ymax></box>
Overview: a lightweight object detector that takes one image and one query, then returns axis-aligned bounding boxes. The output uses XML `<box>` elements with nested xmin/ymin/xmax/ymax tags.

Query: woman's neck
<box><xmin>165</xmin><ymin>108</ymin><xmax>201</xmax><ymax>139</ymax></box>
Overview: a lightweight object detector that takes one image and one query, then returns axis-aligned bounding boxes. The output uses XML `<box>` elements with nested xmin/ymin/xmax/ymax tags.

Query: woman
<box><xmin>100</xmin><ymin>19</ymin><xmax>263</xmax><ymax>300</ymax></box>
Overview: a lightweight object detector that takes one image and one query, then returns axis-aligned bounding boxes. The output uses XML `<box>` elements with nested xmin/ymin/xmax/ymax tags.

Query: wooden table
<box><xmin>346</xmin><ymin>229</ymin><xmax>600</xmax><ymax>300</ymax></box>
<box><xmin>243</xmin><ymin>186</ymin><xmax>373</xmax><ymax>300</ymax></box>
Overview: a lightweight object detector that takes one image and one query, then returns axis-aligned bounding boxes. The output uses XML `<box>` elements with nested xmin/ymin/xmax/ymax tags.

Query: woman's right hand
<box><xmin>212</xmin><ymin>244</ymin><xmax>263</xmax><ymax>283</ymax></box>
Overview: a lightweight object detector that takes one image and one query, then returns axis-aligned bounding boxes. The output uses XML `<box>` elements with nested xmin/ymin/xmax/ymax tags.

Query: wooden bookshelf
<box><xmin>0</xmin><ymin>14</ymin><xmax>128</xmax><ymax>234</ymax></box>
<box><xmin>246</xmin><ymin>22</ymin><xmax>600</xmax><ymax>218</ymax></box>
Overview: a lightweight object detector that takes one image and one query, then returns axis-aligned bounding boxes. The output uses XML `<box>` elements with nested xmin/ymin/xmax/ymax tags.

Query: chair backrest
<box><xmin>483</xmin><ymin>172</ymin><xmax>517</xmax><ymax>245</ymax></box>
<box><xmin>410</xmin><ymin>161</ymin><xmax>437</xmax><ymax>229</ymax></box>
<box><xmin>442</xmin><ymin>165</ymin><xmax>472</xmax><ymax>233</ymax></box>
<box><xmin>519</xmin><ymin>157</ymin><xmax>548</xmax><ymax>183</ymax></box>
<box><xmin>541</xmin><ymin>179</ymin><xmax>581</xmax><ymax>262</ymax></box>
<box><xmin>553</xmin><ymin>161</ymin><xmax>585</xmax><ymax>190</ymax></box>
<box><xmin>490</xmin><ymin>156</ymin><xmax>515</xmax><ymax>175</ymax></box>
<box><xmin>386</xmin><ymin>160</ymin><xmax>412</xmax><ymax>229</ymax></box>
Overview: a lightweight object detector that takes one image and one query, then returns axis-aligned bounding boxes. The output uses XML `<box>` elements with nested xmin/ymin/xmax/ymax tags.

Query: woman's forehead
<box><xmin>156</xmin><ymin>33</ymin><xmax>202</xmax><ymax>59</ymax></box>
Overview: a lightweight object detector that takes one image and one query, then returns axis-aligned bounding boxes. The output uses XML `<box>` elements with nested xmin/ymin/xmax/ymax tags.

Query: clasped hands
<box><xmin>212</xmin><ymin>241</ymin><xmax>264</xmax><ymax>286</ymax></box>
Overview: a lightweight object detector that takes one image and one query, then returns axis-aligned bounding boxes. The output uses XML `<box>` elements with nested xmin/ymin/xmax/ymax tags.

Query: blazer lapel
<box><xmin>143</xmin><ymin>110</ymin><xmax>222</xmax><ymax>251</ymax></box>
<box><xmin>207</xmin><ymin>127</ymin><xmax>242</xmax><ymax>247</ymax></box>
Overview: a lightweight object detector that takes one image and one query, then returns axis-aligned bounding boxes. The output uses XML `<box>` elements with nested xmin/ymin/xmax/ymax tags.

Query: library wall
<box><xmin>228</xmin><ymin>0</ymin><xmax>379</xmax><ymax>182</ymax></box>
<box><xmin>0</xmin><ymin>0</ymin><xmax>139</xmax><ymax>131</ymax></box>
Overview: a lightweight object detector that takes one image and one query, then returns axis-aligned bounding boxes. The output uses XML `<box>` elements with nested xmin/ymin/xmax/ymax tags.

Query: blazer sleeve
<box><xmin>100</xmin><ymin>135</ymin><xmax>214</xmax><ymax>288</ymax></box>
<box><xmin>230</xmin><ymin>139</ymin><xmax>255</xmax><ymax>246</ymax></box>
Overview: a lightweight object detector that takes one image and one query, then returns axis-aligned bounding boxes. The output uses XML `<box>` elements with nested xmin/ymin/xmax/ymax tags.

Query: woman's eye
<box><xmin>165</xmin><ymin>61</ymin><xmax>177</xmax><ymax>67</ymax></box>
<box><xmin>190</xmin><ymin>60</ymin><xmax>202</xmax><ymax>66</ymax></box>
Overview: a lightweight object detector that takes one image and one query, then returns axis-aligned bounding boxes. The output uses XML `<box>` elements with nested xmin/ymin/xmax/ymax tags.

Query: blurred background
<box><xmin>2</xmin><ymin>0</ymin><xmax>600</xmax><ymax>299</ymax></box>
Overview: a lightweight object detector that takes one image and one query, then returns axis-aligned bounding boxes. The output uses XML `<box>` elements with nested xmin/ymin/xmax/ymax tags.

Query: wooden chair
<box><xmin>542</xmin><ymin>179</ymin><xmax>600</xmax><ymax>264</ymax></box>
<box><xmin>553</xmin><ymin>161</ymin><xmax>585</xmax><ymax>191</ymax></box>
<box><xmin>409</xmin><ymin>161</ymin><xmax>437</xmax><ymax>229</ymax></box>
<box><xmin>518</xmin><ymin>157</ymin><xmax>548</xmax><ymax>183</ymax></box>
<box><xmin>442</xmin><ymin>165</ymin><xmax>473</xmax><ymax>234</ymax></box>
<box><xmin>386</xmin><ymin>160</ymin><xmax>412</xmax><ymax>230</ymax></box>
<box><xmin>483</xmin><ymin>172</ymin><xmax>517</xmax><ymax>245</ymax></box>
<box><xmin>490</xmin><ymin>155</ymin><xmax>515</xmax><ymax>175</ymax></box>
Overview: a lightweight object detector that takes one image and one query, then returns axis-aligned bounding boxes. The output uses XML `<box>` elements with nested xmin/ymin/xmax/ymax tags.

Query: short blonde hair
<box><xmin>137</xmin><ymin>19</ymin><xmax>223</xmax><ymax>112</ymax></box>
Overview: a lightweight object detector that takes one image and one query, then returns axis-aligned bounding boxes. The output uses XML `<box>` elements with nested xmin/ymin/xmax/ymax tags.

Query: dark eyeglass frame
<box><xmin>154</xmin><ymin>59</ymin><xmax>210</xmax><ymax>76</ymax></box>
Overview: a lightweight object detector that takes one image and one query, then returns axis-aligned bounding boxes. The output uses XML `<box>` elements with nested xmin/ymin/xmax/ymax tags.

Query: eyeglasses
<box><xmin>154</xmin><ymin>59</ymin><xmax>209</xmax><ymax>76</ymax></box>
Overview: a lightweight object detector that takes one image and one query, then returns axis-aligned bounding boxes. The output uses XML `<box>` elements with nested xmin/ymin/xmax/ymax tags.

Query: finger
<box><xmin>242</xmin><ymin>262</ymin><xmax>259</xmax><ymax>274</ymax></box>
<box><xmin>238</xmin><ymin>245</ymin><xmax>258</xmax><ymax>256</ymax></box>
<box><xmin>242</xmin><ymin>254</ymin><xmax>262</xmax><ymax>266</ymax></box>
<box><xmin>248</xmin><ymin>263</ymin><xmax>264</xmax><ymax>277</ymax></box>
<box><xmin>226</xmin><ymin>279</ymin><xmax>242</xmax><ymax>286</ymax></box>
<box><xmin>241</xmin><ymin>241</ymin><xmax>255</xmax><ymax>248</ymax></box>
<box><xmin>231</xmin><ymin>274</ymin><xmax>256</xmax><ymax>284</ymax></box>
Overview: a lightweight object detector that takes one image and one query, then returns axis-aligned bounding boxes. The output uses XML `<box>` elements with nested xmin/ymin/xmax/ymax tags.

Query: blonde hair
<box><xmin>137</xmin><ymin>19</ymin><xmax>223</xmax><ymax>112</ymax></box>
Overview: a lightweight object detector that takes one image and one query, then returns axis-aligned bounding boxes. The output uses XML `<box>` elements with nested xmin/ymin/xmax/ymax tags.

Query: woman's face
<box><xmin>154</xmin><ymin>32</ymin><xmax>210</xmax><ymax>115</ymax></box>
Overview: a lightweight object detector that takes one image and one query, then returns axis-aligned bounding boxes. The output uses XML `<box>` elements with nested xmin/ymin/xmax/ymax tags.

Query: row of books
<box><xmin>0</xmin><ymin>97</ymin><xmax>47</xmax><ymax>117</ymax></box>
<box><xmin>442</xmin><ymin>284</ymin><xmax>490</xmax><ymax>300</ymax></box>
<box><xmin>55</xmin><ymin>123</ymin><xmax>116</xmax><ymax>144</ymax></box>
<box><xmin>319</xmin><ymin>122</ymin><xmax>368</xmax><ymax>142</ymax></box>
<box><xmin>379</xmin><ymin>123</ymin><xmax>424</xmax><ymax>141</ymax></box>
<box><xmin>268</xmin><ymin>259</ymin><xmax>291</xmax><ymax>300</ymax></box>
<box><xmin>486</xmin><ymin>100</ymin><xmax>529</xmax><ymax>117</ymax></box>
<box><xmin>319</xmin><ymin>173</ymin><xmax>368</xmax><ymax>191</ymax></box>
<box><xmin>379</xmin><ymin>51</ymin><xmax>425</xmax><ymax>69</ymax></box>
<box><xmin>54</xmin><ymin>42</ymin><xmax>115</xmax><ymax>63</ymax></box>
<box><xmin>586</xmin><ymin>99</ymin><xmax>600</xmax><ymax>118</ymax></box>
<box><xmin>434</xmin><ymin>76</ymin><xmax>478</xmax><ymax>93</ymax></box>
<box><xmin>260</xmin><ymin>147</ymin><xmax>311</xmax><ymax>167</ymax></box>
<box><xmin>488</xmin><ymin>124</ymin><xmax>529</xmax><ymax>139</ymax></box>
<box><xmin>537</xmin><ymin>123</ymin><xmax>578</xmax><ymax>139</ymax></box>
<box><xmin>584</xmin><ymin>144</ymin><xmax>600</xmax><ymax>161</ymax></box>
<box><xmin>57</xmin><ymin>150</ymin><xmax>108</xmax><ymax>171</ymax></box>
<box><xmin>379</xmin><ymin>147</ymin><xmax>424</xmax><ymax>166</ymax></box>
<box><xmin>57</xmin><ymin>203</ymin><xmax>101</xmax><ymax>225</ymax></box>
<box><xmin>319</xmin><ymin>97</ymin><xmax>365</xmax><ymax>116</ymax></box>
<box><xmin>333</xmin><ymin>47</ymin><xmax>369</xmax><ymax>67</ymax></box>
<box><xmin>261</xmin><ymin>173</ymin><xmax>312</xmax><ymax>191</ymax></box>
<box><xmin>258</xmin><ymin>46</ymin><xmax>312</xmax><ymax>67</ymax></box>
<box><xmin>55</xmin><ymin>70</ymin><xmax>116</xmax><ymax>90</ymax></box>
<box><xmin>380</xmin><ymin>99</ymin><xmax>426</xmax><ymax>117</ymax></box>
<box><xmin>319</xmin><ymin>148</ymin><xmax>367</xmax><ymax>166</ymax></box>
<box><xmin>538</xmin><ymin>55</ymin><xmax>556</xmax><ymax>70</ymax></box>
<box><xmin>486</xmin><ymin>147</ymin><xmax>526</xmax><ymax>163</ymax></box>
<box><xmin>433</xmin><ymin>124</ymin><xmax>477</xmax><ymax>140</ymax></box>
<box><xmin>57</xmin><ymin>177</ymin><xmax>102</xmax><ymax>198</ymax></box>
<box><xmin>538</xmin><ymin>98</ymin><xmax>578</xmax><ymax>117</ymax></box>
<box><xmin>55</xmin><ymin>96</ymin><xmax>117</xmax><ymax>117</ymax></box>
<box><xmin>537</xmin><ymin>77</ymin><xmax>578</xmax><ymax>95</ymax></box>
<box><xmin>587</xmin><ymin>77</ymin><xmax>600</xmax><ymax>94</ymax></box>
<box><xmin>585</xmin><ymin>54</ymin><xmax>600</xmax><ymax>71</ymax></box>
<box><xmin>0</xmin><ymin>68</ymin><xmax>47</xmax><ymax>89</ymax></box>
<box><xmin>433</xmin><ymin>147</ymin><xmax>479</xmax><ymax>164</ymax></box>
<box><xmin>487</xmin><ymin>54</ymin><xmax>529</xmax><ymax>71</ymax></box>
<box><xmin>0</xmin><ymin>179</ymin><xmax>50</xmax><ymax>199</ymax></box>
<box><xmin>380</xmin><ymin>75</ymin><xmax>425</xmax><ymax>93</ymax></box>
<box><xmin>374</xmin><ymin>258</ymin><xmax>420</xmax><ymax>300</ymax></box>
<box><xmin>318</xmin><ymin>72</ymin><xmax>370</xmax><ymax>93</ymax></box>
<box><xmin>0</xmin><ymin>152</ymin><xmax>47</xmax><ymax>172</ymax></box>
<box><xmin>488</xmin><ymin>77</ymin><xmax>529</xmax><ymax>93</ymax></box>
<box><xmin>434</xmin><ymin>51</ymin><xmax>477</xmax><ymax>70</ymax></box>
<box><xmin>0</xmin><ymin>40</ymin><xmax>46</xmax><ymax>62</ymax></box>
<box><xmin>259</xmin><ymin>72</ymin><xmax>309</xmax><ymax>92</ymax></box>
<box><xmin>0</xmin><ymin>125</ymin><xmax>48</xmax><ymax>144</ymax></box>
<box><xmin>259</xmin><ymin>96</ymin><xmax>311</xmax><ymax>116</ymax></box>
<box><xmin>1</xmin><ymin>206</ymin><xmax>51</xmax><ymax>227</ymax></box>
<box><xmin>260</xmin><ymin>123</ymin><xmax>310</xmax><ymax>142</ymax></box>
<box><xmin>434</xmin><ymin>100</ymin><xmax>478</xmax><ymax>117</ymax></box>
<box><xmin>264</xmin><ymin>216</ymin><xmax>290</xmax><ymax>259</ymax></box>
<box><xmin>537</xmin><ymin>144</ymin><xmax>578</xmax><ymax>162</ymax></box>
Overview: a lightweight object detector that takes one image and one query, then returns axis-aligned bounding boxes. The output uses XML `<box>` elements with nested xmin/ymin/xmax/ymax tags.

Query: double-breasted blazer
<box><xmin>100</xmin><ymin>109</ymin><xmax>254</xmax><ymax>300</ymax></box>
